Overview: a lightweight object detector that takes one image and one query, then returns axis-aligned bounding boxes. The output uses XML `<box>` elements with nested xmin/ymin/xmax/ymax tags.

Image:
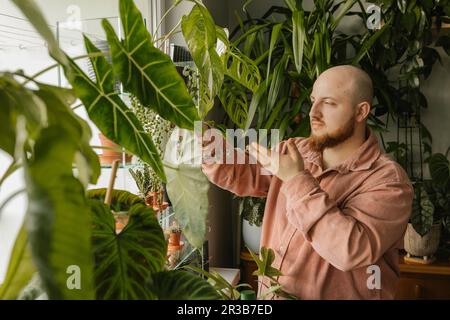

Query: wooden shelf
<box><xmin>399</xmin><ymin>255</ymin><xmax>450</xmax><ymax>276</ymax></box>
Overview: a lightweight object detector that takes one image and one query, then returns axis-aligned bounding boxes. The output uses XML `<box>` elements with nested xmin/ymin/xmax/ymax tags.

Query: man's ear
<box><xmin>356</xmin><ymin>102</ymin><xmax>371</xmax><ymax>122</ymax></box>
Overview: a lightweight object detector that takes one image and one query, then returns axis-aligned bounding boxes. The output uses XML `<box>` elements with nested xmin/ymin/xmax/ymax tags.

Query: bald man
<box><xmin>201</xmin><ymin>65</ymin><xmax>413</xmax><ymax>299</ymax></box>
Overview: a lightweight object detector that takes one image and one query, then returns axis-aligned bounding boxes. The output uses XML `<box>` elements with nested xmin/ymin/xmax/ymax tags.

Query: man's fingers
<box><xmin>287</xmin><ymin>140</ymin><xmax>301</xmax><ymax>161</ymax></box>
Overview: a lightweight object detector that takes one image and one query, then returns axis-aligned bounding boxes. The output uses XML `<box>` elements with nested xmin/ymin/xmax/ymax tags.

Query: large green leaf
<box><xmin>429</xmin><ymin>153</ymin><xmax>450</xmax><ymax>189</ymax></box>
<box><xmin>61</xmin><ymin>35</ymin><xmax>166</xmax><ymax>182</ymax></box>
<box><xmin>34</xmin><ymin>84</ymin><xmax>100</xmax><ymax>185</ymax></box>
<box><xmin>0</xmin><ymin>226</ymin><xmax>36</xmax><ymax>299</ymax></box>
<box><xmin>87</xmin><ymin>188</ymin><xmax>144</xmax><ymax>211</ymax></box>
<box><xmin>292</xmin><ymin>10</ymin><xmax>306</xmax><ymax>74</ymax></box>
<box><xmin>147</xmin><ymin>270</ymin><xmax>220</xmax><ymax>300</ymax></box>
<box><xmin>411</xmin><ymin>183</ymin><xmax>435</xmax><ymax>236</ymax></box>
<box><xmin>103</xmin><ymin>0</ymin><xmax>199</xmax><ymax>128</ymax></box>
<box><xmin>163</xmin><ymin>129</ymin><xmax>210</xmax><ymax>249</ymax></box>
<box><xmin>88</xmin><ymin>199</ymin><xmax>166</xmax><ymax>299</ymax></box>
<box><xmin>182</xmin><ymin>4</ymin><xmax>224</xmax><ymax>117</ymax></box>
<box><xmin>0</xmin><ymin>74</ymin><xmax>45</xmax><ymax>156</ymax></box>
<box><xmin>25</xmin><ymin>126</ymin><xmax>95</xmax><ymax>299</ymax></box>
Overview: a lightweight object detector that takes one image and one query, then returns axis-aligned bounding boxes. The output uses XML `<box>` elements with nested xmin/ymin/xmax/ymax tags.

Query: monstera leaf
<box><xmin>147</xmin><ymin>270</ymin><xmax>220</xmax><ymax>300</ymax></box>
<box><xmin>88</xmin><ymin>199</ymin><xmax>166</xmax><ymax>299</ymax></box>
<box><xmin>25</xmin><ymin>126</ymin><xmax>95</xmax><ymax>299</ymax></box>
<box><xmin>102</xmin><ymin>0</ymin><xmax>199</xmax><ymax>128</ymax></box>
<box><xmin>163</xmin><ymin>128</ymin><xmax>210</xmax><ymax>249</ymax></box>
<box><xmin>411</xmin><ymin>183</ymin><xmax>435</xmax><ymax>236</ymax></box>
<box><xmin>182</xmin><ymin>4</ymin><xmax>224</xmax><ymax>117</ymax></box>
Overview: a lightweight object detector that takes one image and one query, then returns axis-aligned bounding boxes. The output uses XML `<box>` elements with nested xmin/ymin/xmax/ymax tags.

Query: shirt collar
<box><xmin>299</xmin><ymin>127</ymin><xmax>381</xmax><ymax>175</ymax></box>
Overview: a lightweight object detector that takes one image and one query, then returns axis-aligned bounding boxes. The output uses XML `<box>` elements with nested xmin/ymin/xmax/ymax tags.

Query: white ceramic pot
<box><xmin>242</xmin><ymin>218</ymin><xmax>262</xmax><ymax>253</ymax></box>
<box><xmin>404</xmin><ymin>223</ymin><xmax>441</xmax><ymax>257</ymax></box>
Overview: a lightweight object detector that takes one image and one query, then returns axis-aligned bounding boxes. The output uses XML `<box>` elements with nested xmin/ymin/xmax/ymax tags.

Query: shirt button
<box><xmin>279</xmin><ymin>245</ymin><xmax>284</xmax><ymax>253</ymax></box>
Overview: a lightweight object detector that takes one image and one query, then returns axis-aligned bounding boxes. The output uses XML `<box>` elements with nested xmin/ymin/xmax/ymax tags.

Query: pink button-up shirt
<box><xmin>202</xmin><ymin>128</ymin><xmax>413</xmax><ymax>299</ymax></box>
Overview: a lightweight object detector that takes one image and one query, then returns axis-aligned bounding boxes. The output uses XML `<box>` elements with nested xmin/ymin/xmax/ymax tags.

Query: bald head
<box><xmin>320</xmin><ymin>65</ymin><xmax>373</xmax><ymax>106</ymax></box>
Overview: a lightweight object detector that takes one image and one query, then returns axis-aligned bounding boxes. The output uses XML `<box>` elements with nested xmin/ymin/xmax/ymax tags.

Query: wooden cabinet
<box><xmin>395</xmin><ymin>256</ymin><xmax>450</xmax><ymax>300</ymax></box>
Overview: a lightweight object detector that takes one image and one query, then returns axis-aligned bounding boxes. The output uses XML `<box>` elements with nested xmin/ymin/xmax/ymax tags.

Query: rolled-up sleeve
<box><xmin>280</xmin><ymin>170</ymin><xmax>413</xmax><ymax>272</ymax></box>
<box><xmin>201</xmin><ymin>140</ymin><xmax>272</xmax><ymax>198</ymax></box>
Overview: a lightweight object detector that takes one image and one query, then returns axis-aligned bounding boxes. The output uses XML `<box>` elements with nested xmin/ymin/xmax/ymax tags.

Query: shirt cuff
<box><xmin>280</xmin><ymin>169</ymin><xmax>319</xmax><ymax>199</ymax></box>
<box><xmin>280</xmin><ymin>170</ymin><xmax>325</xmax><ymax>237</ymax></box>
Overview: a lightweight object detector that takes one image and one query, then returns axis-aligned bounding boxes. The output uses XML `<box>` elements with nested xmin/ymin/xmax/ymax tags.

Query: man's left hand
<box><xmin>248</xmin><ymin>140</ymin><xmax>305</xmax><ymax>181</ymax></box>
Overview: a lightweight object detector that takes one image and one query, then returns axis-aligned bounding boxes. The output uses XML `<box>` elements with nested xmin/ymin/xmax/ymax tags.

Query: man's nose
<box><xmin>309</xmin><ymin>100</ymin><xmax>321</xmax><ymax>118</ymax></box>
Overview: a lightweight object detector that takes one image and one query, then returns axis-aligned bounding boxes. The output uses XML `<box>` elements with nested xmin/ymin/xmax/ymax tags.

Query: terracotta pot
<box><xmin>98</xmin><ymin>133</ymin><xmax>132</xmax><ymax>165</ymax></box>
<box><xmin>169</xmin><ymin>231</ymin><xmax>181</xmax><ymax>247</ymax></box>
<box><xmin>404</xmin><ymin>223</ymin><xmax>441</xmax><ymax>258</ymax></box>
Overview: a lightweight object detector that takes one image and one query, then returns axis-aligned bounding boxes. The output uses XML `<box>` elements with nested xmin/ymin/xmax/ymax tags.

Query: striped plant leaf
<box><xmin>88</xmin><ymin>198</ymin><xmax>166</xmax><ymax>300</ymax></box>
<box><xmin>62</xmin><ymin>35</ymin><xmax>166</xmax><ymax>182</ymax></box>
<box><xmin>292</xmin><ymin>10</ymin><xmax>306</xmax><ymax>74</ymax></box>
<box><xmin>103</xmin><ymin>0</ymin><xmax>199</xmax><ymax>128</ymax></box>
<box><xmin>147</xmin><ymin>270</ymin><xmax>220</xmax><ymax>300</ymax></box>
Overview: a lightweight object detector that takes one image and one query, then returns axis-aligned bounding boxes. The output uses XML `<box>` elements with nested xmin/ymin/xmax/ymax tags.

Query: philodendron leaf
<box><xmin>25</xmin><ymin>126</ymin><xmax>95</xmax><ymax>299</ymax></box>
<box><xmin>163</xmin><ymin>128</ymin><xmax>210</xmax><ymax>248</ymax></box>
<box><xmin>182</xmin><ymin>4</ymin><xmax>224</xmax><ymax>118</ymax></box>
<box><xmin>411</xmin><ymin>184</ymin><xmax>435</xmax><ymax>236</ymax></box>
<box><xmin>147</xmin><ymin>270</ymin><xmax>220</xmax><ymax>300</ymax></box>
<box><xmin>429</xmin><ymin>153</ymin><xmax>450</xmax><ymax>189</ymax></box>
<box><xmin>0</xmin><ymin>226</ymin><xmax>36</xmax><ymax>299</ymax></box>
<box><xmin>102</xmin><ymin>0</ymin><xmax>199</xmax><ymax>128</ymax></box>
<box><xmin>60</xmin><ymin>35</ymin><xmax>166</xmax><ymax>182</ymax></box>
<box><xmin>88</xmin><ymin>199</ymin><xmax>166</xmax><ymax>299</ymax></box>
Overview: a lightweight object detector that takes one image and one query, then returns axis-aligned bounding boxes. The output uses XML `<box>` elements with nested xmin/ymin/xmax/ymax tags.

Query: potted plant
<box><xmin>404</xmin><ymin>147</ymin><xmax>450</xmax><ymax>263</ymax></box>
<box><xmin>404</xmin><ymin>181</ymin><xmax>440</xmax><ymax>263</ymax></box>
<box><xmin>98</xmin><ymin>133</ymin><xmax>132</xmax><ymax>165</ymax></box>
<box><xmin>238</xmin><ymin>196</ymin><xmax>266</xmax><ymax>253</ymax></box>
<box><xmin>128</xmin><ymin>95</ymin><xmax>172</xmax><ymax>210</ymax></box>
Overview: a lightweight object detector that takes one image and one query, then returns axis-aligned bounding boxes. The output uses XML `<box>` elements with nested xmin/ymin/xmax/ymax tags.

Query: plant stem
<box><xmin>157</xmin><ymin>20</ymin><xmax>182</xmax><ymax>50</ymax></box>
<box><xmin>152</xmin><ymin>0</ymin><xmax>181</xmax><ymax>40</ymax></box>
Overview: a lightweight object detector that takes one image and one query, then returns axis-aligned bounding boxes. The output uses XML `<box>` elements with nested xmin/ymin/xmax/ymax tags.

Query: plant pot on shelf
<box><xmin>240</xmin><ymin>197</ymin><xmax>266</xmax><ymax>253</ymax></box>
<box><xmin>98</xmin><ymin>133</ymin><xmax>132</xmax><ymax>165</ymax></box>
<box><xmin>404</xmin><ymin>223</ymin><xmax>441</xmax><ymax>264</ymax></box>
<box><xmin>242</xmin><ymin>218</ymin><xmax>262</xmax><ymax>254</ymax></box>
